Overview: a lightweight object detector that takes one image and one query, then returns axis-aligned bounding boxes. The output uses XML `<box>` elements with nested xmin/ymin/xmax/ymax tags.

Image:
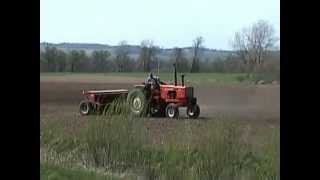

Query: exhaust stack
<box><xmin>181</xmin><ymin>74</ymin><xmax>185</xmax><ymax>86</ymax></box>
<box><xmin>174</xmin><ymin>63</ymin><xmax>177</xmax><ymax>86</ymax></box>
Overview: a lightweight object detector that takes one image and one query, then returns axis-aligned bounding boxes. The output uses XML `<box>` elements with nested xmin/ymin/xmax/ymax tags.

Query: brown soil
<box><xmin>40</xmin><ymin>78</ymin><xmax>280</xmax><ymax>147</ymax></box>
<box><xmin>40</xmin><ymin>79</ymin><xmax>279</xmax><ymax>122</ymax></box>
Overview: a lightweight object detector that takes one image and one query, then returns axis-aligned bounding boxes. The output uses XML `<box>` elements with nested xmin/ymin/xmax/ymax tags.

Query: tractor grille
<box><xmin>186</xmin><ymin>87</ymin><xmax>194</xmax><ymax>98</ymax></box>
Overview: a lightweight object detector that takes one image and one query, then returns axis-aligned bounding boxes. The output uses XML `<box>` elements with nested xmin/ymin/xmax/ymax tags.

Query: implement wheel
<box><xmin>79</xmin><ymin>100</ymin><xmax>92</xmax><ymax>116</ymax></box>
<box><xmin>127</xmin><ymin>89</ymin><xmax>148</xmax><ymax>117</ymax></box>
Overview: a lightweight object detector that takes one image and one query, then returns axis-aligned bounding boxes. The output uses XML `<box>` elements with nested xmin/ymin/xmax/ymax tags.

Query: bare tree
<box><xmin>172</xmin><ymin>47</ymin><xmax>189</xmax><ymax>72</ymax></box>
<box><xmin>91</xmin><ymin>50</ymin><xmax>111</xmax><ymax>72</ymax></box>
<box><xmin>115</xmin><ymin>40</ymin><xmax>130</xmax><ymax>72</ymax></box>
<box><xmin>173</xmin><ymin>47</ymin><xmax>182</xmax><ymax>69</ymax></box>
<box><xmin>232</xmin><ymin>20</ymin><xmax>278</xmax><ymax>76</ymax></box>
<box><xmin>139</xmin><ymin>40</ymin><xmax>157</xmax><ymax>72</ymax></box>
<box><xmin>56</xmin><ymin>50</ymin><xmax>67</xmax><ymax>72</ymax></box>
<box><xmin>43</xmin><ymin>46</ymin><xmax>58</xmax><ymax>72</ymax></box>
<box><xmin>191</xmin><ymin>36</ymin><xmax>204</xmax><ymax>73</ymax></box>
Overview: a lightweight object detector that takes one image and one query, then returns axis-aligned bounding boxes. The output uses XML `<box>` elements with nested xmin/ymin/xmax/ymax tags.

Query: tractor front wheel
<box><xmin>79</xmin><ymin>100</ymin><xmax>92</xmax><ymax>116</ymax></box>
<box><xmin>165</xmin><ymin>103</ymin><xmax>179</xmax><ymax>118</ymax></box>
<box><xmin>187</xmin><ymin>104</ymin><xmax>200</xmax><ymax>119</ymax></box>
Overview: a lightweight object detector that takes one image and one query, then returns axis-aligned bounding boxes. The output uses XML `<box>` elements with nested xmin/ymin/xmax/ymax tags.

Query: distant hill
<box><xmin>40</xmin><ymin>42</ymin><xmax>235</xmax><ymax>61</ymax></box>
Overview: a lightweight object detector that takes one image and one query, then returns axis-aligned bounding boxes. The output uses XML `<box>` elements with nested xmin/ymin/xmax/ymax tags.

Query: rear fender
<box><xmin>188</xmin><ymin>97</ymin><xmax>197</xmax><ymax>106</ymax></box>
<box><xmin>134</xmin><ymin>85</ymin><xmax>146</xmax><ymax>89</ymax></box>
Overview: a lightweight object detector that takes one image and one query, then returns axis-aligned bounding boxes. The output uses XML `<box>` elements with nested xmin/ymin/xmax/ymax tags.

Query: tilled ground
<box><xmin>40</xmin><ymin>80</ymin><xmax>279</xmax><ymax>122</ymax></box>
<box><xmin>40</xmin><ymin>77</ymin><xmax>280</xmax><ymax>179</ymax></box>
<box><xmin>40</xmin><ymin>79</ymin><xmax>280</xmax><ymax>147</ymax></box>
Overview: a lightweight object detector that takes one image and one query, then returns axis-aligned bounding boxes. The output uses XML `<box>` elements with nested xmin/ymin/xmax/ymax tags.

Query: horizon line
<box><xmin>40</xmin><ymin>41</ymin><xmax>235</xmax><ymax>51</ymax></box>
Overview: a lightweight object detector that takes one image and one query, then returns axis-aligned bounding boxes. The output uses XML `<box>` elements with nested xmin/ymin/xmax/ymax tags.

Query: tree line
<box><xmin>40</xmin><ymin>42</ymin><xmax>135</xmax><ymax>73</ymax></box>
<box><xmin>40</xmin><ymin>20</ymin><xmax>279</xmax><ymax>76</ymax></box>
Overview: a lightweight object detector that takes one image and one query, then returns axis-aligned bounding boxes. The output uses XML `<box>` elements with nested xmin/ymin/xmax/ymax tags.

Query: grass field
<box><xmin>40</xmin><ymin>103</ymin><xmax>279</xmax><ymax>180</ymax></box>
<box><xmin>40</xmin><ymin>73</ymin><xmax>279</xmax><ymax>179</ymax></box>
<box><xmin>41</xmin><ymin>163</ymin><xmax>122</xmax><ymax>180</ymax></box>
<box><xmin>40</xmin><ymin>72</ymin><xmax>251</xmax><ymax>86</ymax></box>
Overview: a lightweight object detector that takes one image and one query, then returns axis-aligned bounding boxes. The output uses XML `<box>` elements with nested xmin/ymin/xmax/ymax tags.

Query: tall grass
<box><xmin>41</xmin><ymin>163</ymin><xmax>120</xmax><ymax>180</ymax></box>
<box><xmin>40</xmin><ymin>97</ymin><xmax>279</xmax><ymax>179</ymax></box>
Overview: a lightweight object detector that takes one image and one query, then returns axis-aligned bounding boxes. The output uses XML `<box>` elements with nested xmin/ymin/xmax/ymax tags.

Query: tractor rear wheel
<box><xmin>79</xmin><ymin>100</ymin><xmax>92</xmax><ymax>116</ymax></box>
<box><xmin>165</xmin><ymin>103</ymin><xmax>179</xmax><ymax>118</ymax></box>
<box><xmin>187</xmin><ymin>104</ymin><xmax>200</xmax><ymax>119</ymax></box>
<box><xmin>127</xmin><ymin>89</ymin><xmax>148</xmax><ymax>117</ymax></box>
<box><xmin>150</xmin><ymin>105</ymin><xmax>166</xmax><ymax>117</ymax></box>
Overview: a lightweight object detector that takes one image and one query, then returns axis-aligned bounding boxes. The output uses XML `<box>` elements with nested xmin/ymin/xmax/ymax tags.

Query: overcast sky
<box><xmin>40</xmin><ymin>0</ymin><xmax>280</xmax><ymax>50</ymax></box>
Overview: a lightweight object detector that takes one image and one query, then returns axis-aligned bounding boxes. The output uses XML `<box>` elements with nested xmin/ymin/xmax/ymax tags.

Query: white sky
<box><xmin>40</xmin><ymin>0</ymin><xmax>280</xmax><ymax>50</ymax></box>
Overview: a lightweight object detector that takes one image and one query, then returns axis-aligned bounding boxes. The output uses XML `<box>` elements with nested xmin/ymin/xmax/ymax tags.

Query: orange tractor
<box><xmin>79</xmin><ymin>64</ymin><xmax>200</xmax><ymax>119</ymax></box>
<box><xmin>127</xmin><ymin>64</ymin><xmax>200</xmax><ymax>118</ymax></box>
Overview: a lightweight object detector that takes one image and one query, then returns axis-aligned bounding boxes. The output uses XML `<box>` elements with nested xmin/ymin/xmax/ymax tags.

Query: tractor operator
<box><xmin>145</xmin><ymin>72</ymin><xmax>162</xmax><ymax>104</ymax></box>
<box><xmin>145</xmin><ymin>72</ymin><xmax>160</xmax><ymax>90</ymax></box>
